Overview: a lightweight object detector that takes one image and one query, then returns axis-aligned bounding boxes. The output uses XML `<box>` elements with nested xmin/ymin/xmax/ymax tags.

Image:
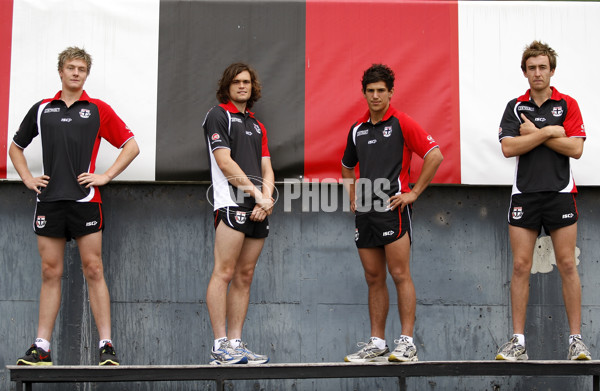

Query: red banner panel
<box><xmin>305</xmin><ymin>0</ymin><xmax>460</xmax><ymax>183</ymax></box>
<box><xmin>0</xmin><ymin>0</ymin><xmax>13</xmax><ymax>178</ymax></box>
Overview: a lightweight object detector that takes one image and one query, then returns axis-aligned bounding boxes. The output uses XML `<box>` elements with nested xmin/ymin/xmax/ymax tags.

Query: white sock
<box><xmin>214</xmin><ymin>337</ymin><xmax>227</xmax><ymax>351</ymax></box>
<box><xmin>400</xmin><ymin>335</ymin><xmax>414</xmax><ymax>344</ymax></box>
<box><xmin>569</xmin><ymin>334</ymin><xmax>582</xmax><ymax>345</ymax></box>
<box><xmin>34</xmin><ymin>338</ymin><xmax>50</xmax><ymax>352</ymax></box>
<box><xmin>230</xmin><ymin>339</ymin><xmax>242</xmax><ymax>349</ymax></box>
<box><xmin>513</xmin><ymin>333</ymin><xmax>525</xmax><ymax>347</ymax></box>
<box><xmin>370</xmin><ymin>337</ymin><xmax>386</xmax><ymax>349</ymax></box>
<box><xmin>99</xmin><ymin>339</ymin><xmax>112</xmax><ymax>349</ymax></box>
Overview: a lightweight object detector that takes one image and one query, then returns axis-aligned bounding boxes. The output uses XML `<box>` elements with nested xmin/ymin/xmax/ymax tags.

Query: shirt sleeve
<box><xmin>498</xmin><ymin>99</ymin><xmax>520</xmax><ymax>142</ymax></box>
<box><xmin>203</xmin><ymin>106</ymin><xmax>231</xmax><ymax>152</ymax></box>
<box><xmin>256</xmin><ymin>120</ymin><xmax>270</xmax><ymax>158</ymax></box>
<box><xmin>13</xmin><ymin>101</ymin><xmax>43</xmax><ymax>149</ymax></box>
<box><xmin>96</xmin><ymin>100</ymin><xmax>135</xmax><ymax>148</ymax></box>
<box><xmin>398</xmin><ymin>113</ymin><xmax>439</xmax><ymax>158</ymax></box>
<box><xmin>563</xmin><ymin>96</ymin><xmax>586</xmax><ymax>139</ymax></box>
<box><xmin>341</xmin><ymin>125</ymin><xmax>358</xmax><ymax>168</ymax></box>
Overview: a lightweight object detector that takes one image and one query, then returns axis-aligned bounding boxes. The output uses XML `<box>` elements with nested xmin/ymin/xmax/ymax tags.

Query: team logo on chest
<box><xmin>36</xmin><ymin>216</ymin><xmax>46</xmax><ymax>229</ymax></box>
<box><xmin>512</xmin><ymin>206</ymin><xmax>523</xmax><ymax>220</ymax></box>
<box><xmin>235</xmin><ymin>211</ymin><xmax>247</xmax><ymax>224</ymax></box>
<box><xmin>79</xmin><ymin>109</ymin><xmax>91</xmax><ymax>118</ymax></box>
<box><xmin>552</xmin><ymin>106</ymin><xmax>563</xmax><ymax>117</ymax></box>
<box><xmin>253</xmin><ymin>123</ymin><xmax>261</xmax><ymax>134</ymax></box>
<box><xmin>383</xmin><ymin>126</ymin><xmax>392</xmax><ymax>137</ymax></box>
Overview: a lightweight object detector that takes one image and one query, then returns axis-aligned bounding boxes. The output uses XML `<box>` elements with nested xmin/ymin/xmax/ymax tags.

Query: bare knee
<box><xmin>233</xmin><ymin>267</ymin><xmax>255</xmax><ymax>288</ymax></box>
<box><xmin>556</xmin><ymin>256</ymin><xmax>578</xmax><ymax>276</ymax></box>
<box><xmin>364</xmin><ymin>269</ymin><xmax>386</xmax><ymax>288</ymax></box>
<box><xmin>512</xmin><ymin>258</ymin><xmax>532</xmax><ymax>278</ymax></box>
<box><xmin>41</xmin><ymin>262</ymin><xmax>63</xmax><ymax>283</ymax></box>
<box><xmin>82</xmin><ymin>259</ymin><xmax>105</xmax><ymax>282</ymax></box>
<box><xmin>212</xmin><ymin>264</ymin><xmax>236</xmax><ymax>284</ymax></box>
<box><xmin>389</xmin><ymin>267</ymin><xmax>411</xmax><ymax>285</ymax></box>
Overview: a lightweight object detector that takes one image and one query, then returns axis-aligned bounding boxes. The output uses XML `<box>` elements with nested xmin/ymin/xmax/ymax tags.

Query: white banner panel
<box><xmin>7</xmin><ymin>0</ymin><xmax>159</xmax><ymax>181</ymax></box>
<box><xmin>459</xmin><ymin>1</ymin><xmax>600</xmax><ymax>185</ymax></box>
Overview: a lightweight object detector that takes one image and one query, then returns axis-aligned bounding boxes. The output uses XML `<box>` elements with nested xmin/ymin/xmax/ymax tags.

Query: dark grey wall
<box><xmin>1</xmin><ymin>182</ymin><xmax>599</xmax><ymax>390</ymax></box>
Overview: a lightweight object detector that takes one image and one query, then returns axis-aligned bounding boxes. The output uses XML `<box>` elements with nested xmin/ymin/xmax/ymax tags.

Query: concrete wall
<box><xmin>1</xmin><ymin>182</ymin><xmax>599</xmax><ymax>390</ymax></box>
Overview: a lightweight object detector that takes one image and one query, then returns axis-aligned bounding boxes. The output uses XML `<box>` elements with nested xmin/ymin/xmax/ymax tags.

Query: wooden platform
<box><xmin>8</xmin><ymin>360</ymin><xmax>600</xmax><ymax>391</ymax></box>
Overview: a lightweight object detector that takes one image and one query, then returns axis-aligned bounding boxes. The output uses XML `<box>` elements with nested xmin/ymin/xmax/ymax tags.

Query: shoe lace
<box><xmin>219</xmin><ymin>340</ymin><xmax>238</xmax><ymax>355</ymax></box>
<box><xmin>393</xmin><ymin>336</ymin><xmax>414</xmax><ymax>349</ymax></box>
<box><xmin>356</xmin><ymin>340</ymin><xmax>377</xmax><ymax>352</ymax></box>
<box><xmin>499</xmin><ymin>337</ymin><xmax>521</xmax><ymax>353</ymax></box>
<box><xmin>571</xmin><ymin>338</ymin><xmax>588</xmax><ymax>353</ymax></box>
<box><xmin>25</xmin><ymin>345</ymin><xmax>38</xmax><ymax>357</ymax></box>
<box><xmin>101</xmin><ymin>343</ymin><xmax>116</xmax><ymax>356</ymax></box>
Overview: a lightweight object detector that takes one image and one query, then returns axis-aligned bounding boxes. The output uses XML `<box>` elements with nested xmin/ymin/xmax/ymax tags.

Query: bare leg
<box><xmin>357</xmin><ymin>247</ymin><xmax>388</xmax><ymax>339</ymax></box>
<box><xmin>385</xmin><ymin>234</ymin><xmax>415</xmax><ymax>337</ymax></box>
<box><xmin>77</xmin><ymin>231</ymin><xmax>112</xmax><ymax>340</ymax></box>
<box><xmin>226</xmin><ymin>237</ymin><xmax>265</xmax><ymax>340</ymax></box>
<box><xmin>508</xmin><ymin>225</ymin><xmax>538</xmax><ymax>334</ymax></box>
<box><xmin>206</xmin><ymin>222</ymin><xmax>245</xmax><ymax>339</ymax></box>
<box><xmin>550</xmin><ymin>223</ymin><xmax>581</xmax><ymax>335</ymax></box>
<box><xmin>36</xmin><ymin>236</ymin><xmax>66</xmax><ymax>341</ymax></box>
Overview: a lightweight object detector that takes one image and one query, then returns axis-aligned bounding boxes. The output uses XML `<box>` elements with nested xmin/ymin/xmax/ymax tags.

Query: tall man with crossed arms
<box><xmin>496</xmin><ymin>41</ymin><xmax>591</xmax><ymax>361</ymax></box>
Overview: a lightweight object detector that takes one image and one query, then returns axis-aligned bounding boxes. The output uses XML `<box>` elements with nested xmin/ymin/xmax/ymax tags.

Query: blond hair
<box><xmin>58</xmin><ymin>46</ymin><xmax>92</xmax><ymax>74</ymax></box>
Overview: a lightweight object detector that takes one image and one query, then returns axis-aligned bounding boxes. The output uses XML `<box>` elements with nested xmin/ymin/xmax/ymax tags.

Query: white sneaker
<box><xmin>389</xmin><ymin>336</ymin><xmax>418</xmax><ymax>362</ymax></box>
<box><xmin>344</xmin><ymin>338</ymin><xmax>390</xmax><ymax>363</ymax></box>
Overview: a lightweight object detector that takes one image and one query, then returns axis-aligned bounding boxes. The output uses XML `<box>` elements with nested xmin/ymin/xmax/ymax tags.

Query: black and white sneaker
<box><xmin>99</xmin><ymin>342</ymin><xmax>120</xmax><ymax>366</ymax></box>
<box><xmin>17</xmin><ymin>344</ymin><xmax>53</xmax><ymax>366</ymax></box>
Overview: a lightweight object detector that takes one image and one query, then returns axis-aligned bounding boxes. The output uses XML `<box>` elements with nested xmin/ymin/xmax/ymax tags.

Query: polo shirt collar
<box><xmin>221</xmin><ymin>101</ymin><xmax>255</xmax><ymax>118</ymax></box>
<box><xmin>52</xmin><ymin>90</ymin><xmax>91</xmax><ymax>102</ymax></box>
<box><xmin>359</xmin><ymin>104</ymin><xmax>396</xmax><ymax>124</ymax></box>
<box><xmin>517</xmin><ymin>86</ymin><xmax>560</xmax><ymax>103</ymax></box>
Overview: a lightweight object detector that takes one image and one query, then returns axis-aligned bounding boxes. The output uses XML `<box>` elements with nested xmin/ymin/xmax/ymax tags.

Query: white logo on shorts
<box><xmin>512</xmin><ymin>206</ymin><xmax>523</xmax><ymax>220</ymax></box>
<box><xmin>355</xmin><ymin>228</ymin><xmax>359</xmax><ymax>242</ymax></box>
<box><xmin>382</xmin><ymin>230</ymin><xmax>395</xmax><ymax>237</ymax></box>
<box><xmin>36</xmin><ymin>216</ymin><xmax>46</xmax><ymax>229</ymax></box>
<box><xmin>235</xmin><ymin>211</ymin><xmax>247</xmax><ymax>224</ymax></box>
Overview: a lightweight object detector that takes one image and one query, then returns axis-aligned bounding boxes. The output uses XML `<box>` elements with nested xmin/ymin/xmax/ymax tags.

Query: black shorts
<box><xmin>214</xmin><ymin>206</ymin><xmax>269</xmax><ymax>239</ymax></box>
<box><xmin>354</xmin><ymin>205</ymin><xmax>412</xmax><ymax>248</ymax></box>
<box><xmin>34</xmin><ymin>201</ymin><xmax>103</xmax><ymax>240</ymax></box>
<box><xmin>508</xmin><ymin>192</ymin><xmax>578</xmax><ymax>233</ymax></box>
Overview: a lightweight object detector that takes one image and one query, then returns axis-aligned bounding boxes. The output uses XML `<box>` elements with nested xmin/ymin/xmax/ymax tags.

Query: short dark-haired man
<box><xmin>341</xmin><ymin>64</ymin><xmax>443</xmax><ymax>362</ymax></box>
<box><xmin>496</xmin><ymin>41</ymin><xmax>591</xmax><ymax>361</ymax></box>
<box><xmin>203</xmin><ymin>63</ymin><xmax>274</xmax><ymax>365</ymax></box>
<box><xmin>11</xmin><ymin>46</ymin><xmax>139</xmax><ymax>366</ymax></box>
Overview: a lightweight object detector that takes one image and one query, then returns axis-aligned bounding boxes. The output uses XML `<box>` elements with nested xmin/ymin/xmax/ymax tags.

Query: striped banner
<box><xmin>2</xmin><ymin>0</ymin><xmax>599</xmax><ymax>185</ymax></box>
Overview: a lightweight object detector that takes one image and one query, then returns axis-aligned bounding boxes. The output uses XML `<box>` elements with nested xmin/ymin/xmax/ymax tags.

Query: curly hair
<box><xmin>521</xmin><ymin>41</ymin><xmax>558</xmax><ymax>72</ymax></box>
<box><xmin>361</xmin><ymin>64</ymin><xmax>395</xmax><ymax>93</ymax></box>
<box><xmin>58</xmin><ymin>46</ymin><xmax>92</xmax><ymax>74</ymax></box>
<box><xmin>216</xmin><ymin>63</ymin><xmax>262</xmax><ymax>109</ymax></box>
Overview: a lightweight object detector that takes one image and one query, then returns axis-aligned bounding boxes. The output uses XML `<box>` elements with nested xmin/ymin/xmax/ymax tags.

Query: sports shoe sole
<box><xmin>209</xmin><ymin>357</ymin><xmax>248</xmax><ymax>365</ymax></box>
<box><xmin>99</xmin><ymin>359</ymin><xmax>120</xmax><ymax>366</ymax></box>
<box><xmin>247</xmin><ymin>359</ymin><xmax>270</xmax><ymax>365</ymax></box>
<box><xmin>344</xmin><ymin>355</ymin><xmax>390</xmax><ymax>363</ymax></box>
<box><xmin>495</xmin><ymin>353</ymin><xmax>528</xmax><ymax>361</ymax></box>
<box><xmin>570</xmin><ymin>353</ymin><xmax>591</xmax><ymax>360</ymax></box>
<box><xmin>17</xmin><ymin>360</ymin><xmax>53</xmax><ymax>366</ymax></box>
<box><xmin>388</xmin><ymin>354</ymin><xmax>418</xmax><ymax>362</ymax></box>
